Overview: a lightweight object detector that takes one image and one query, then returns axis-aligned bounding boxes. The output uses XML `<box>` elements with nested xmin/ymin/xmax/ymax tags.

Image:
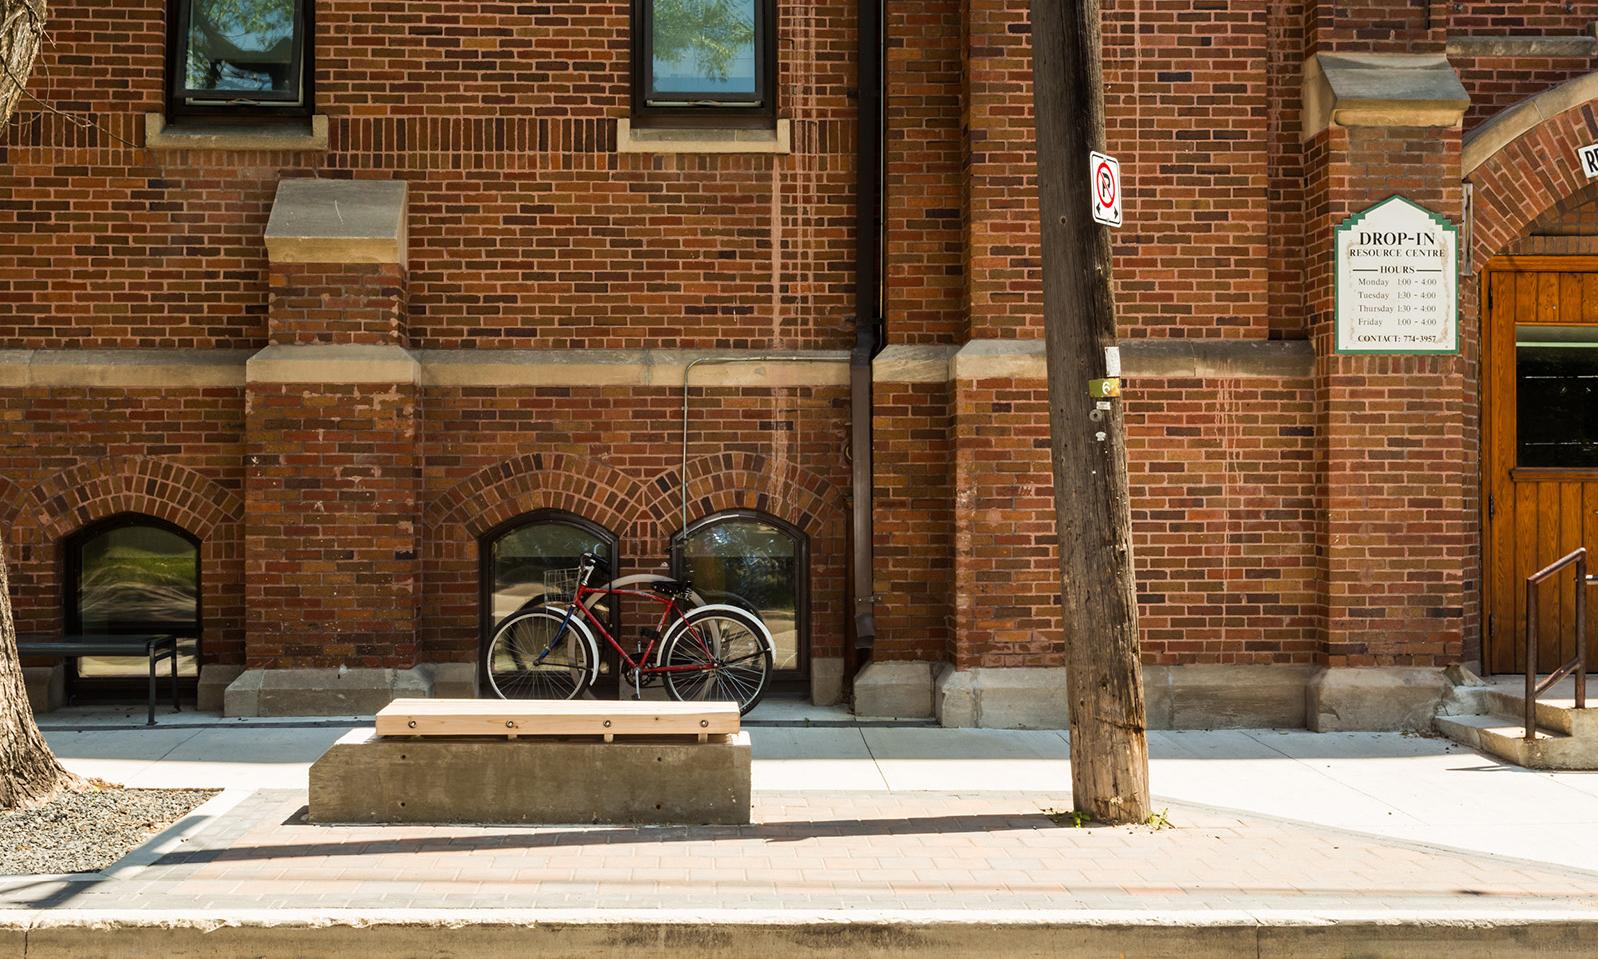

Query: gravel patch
<box><xmin>0</xmin><ymin>785</ymin><xmax>218</xmax><ymax>875</ymax></box>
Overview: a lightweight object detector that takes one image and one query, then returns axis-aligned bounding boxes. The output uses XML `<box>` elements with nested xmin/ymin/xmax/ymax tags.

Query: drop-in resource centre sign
<box><xmin>1334</xmin><ymin>195</ymin><xmax>1459</xmax><ymax>355</ymax></box>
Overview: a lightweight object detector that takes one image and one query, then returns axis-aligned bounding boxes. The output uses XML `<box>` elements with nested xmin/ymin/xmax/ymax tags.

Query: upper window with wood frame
<box><xmin>169</xmin><ymin>0</ymin><xmax>312</xmax><ymax>118</ymax></box>
<box><xmin>632</xmin><ymin>0</ymin><xmax>775</xmax><ymax>124</ymax></box>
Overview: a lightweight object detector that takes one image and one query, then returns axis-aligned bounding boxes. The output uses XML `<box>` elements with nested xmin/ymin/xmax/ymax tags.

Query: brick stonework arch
<box><xmin>420</xmin><ymin>453</ymin><xmax>648</xmax><ymax>664</ymax></box>
<box><xmin>638</xmin><ymin>453</ymin><xmax>849</xmax><ymax>661</ymax></box>
<box><xmin>1467</xmin><ymin>97</ymin><xmax>1598</xmax><ymax>265</ymax></box>
<box><xmin>17</xmin><ymin>457</ymin><xmax>243</xmax><ymax>545</ymax></box>
<box><xmin>638</xmin><ymin>452</ymin><xmax>846</xmax><ymax>549</ymax></box>
<box><xmin>427</xmin><ymin>452</ymin><xmax>645</xmax><ymax>545</ymax></box>
<box><xmin>6</xmin><ymin>457</ymin><xmax>245</xmax><ymax>664</ymax></box>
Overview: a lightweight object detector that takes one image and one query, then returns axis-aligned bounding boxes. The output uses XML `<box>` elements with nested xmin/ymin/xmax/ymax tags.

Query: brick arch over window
<box><xmin>639</xmin><ymin>453</ymin><xmax>848</xmax><ymax>662</ymax></box>
<box><xmin>6</xmin><ymin>457</ymin><xmax>245</xmax><ymax>664</ymax></box>
<box><xmin>1466</xmin><ymin>90</ymin><xmax>1598</xmax><ymax>265</ymax></box>
<box><xmin>420</xmin><ymin>453</ymin><xmax>647</xmax><ymax>663</ymax></box>
<box><xmin>638</xmin><ymin>452</ymin><xmax>844</xmax><ymax>546</ymax></box>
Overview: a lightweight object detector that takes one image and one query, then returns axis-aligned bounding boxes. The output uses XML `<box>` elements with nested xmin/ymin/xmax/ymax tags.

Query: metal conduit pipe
<box><xmin>852</xmin><ymin>0</ymin><xmax>886</xmax><ymax>660</ymax></box>
<box><xmin>680</xmin><ymin>354</ymin><xmax>844</xmax><ymax>537</ymax></box>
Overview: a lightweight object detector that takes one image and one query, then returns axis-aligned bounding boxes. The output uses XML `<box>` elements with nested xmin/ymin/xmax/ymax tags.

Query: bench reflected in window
<box><xmin>65</xmin><ymin>514</ymin><xmax>200</xmax><ymax>684</ymax></box>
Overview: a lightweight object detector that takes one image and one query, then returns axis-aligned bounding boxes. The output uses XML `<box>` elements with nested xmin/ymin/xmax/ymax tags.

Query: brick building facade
<box><xmin>4</xmin><ymin>0</ymin><xmax>1598</xmax><ymax>727</ymax></box>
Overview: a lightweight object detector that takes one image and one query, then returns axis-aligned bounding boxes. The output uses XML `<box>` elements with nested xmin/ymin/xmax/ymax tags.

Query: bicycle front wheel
<box><xmin>661</xmin><ymin>607</ymin><xmax>774</xmax><ymax>714</ymax></box>
<box><xmin>485</xmin><ymin>608</ymin><xmax>595</xmax><ymax>700</ymax></box>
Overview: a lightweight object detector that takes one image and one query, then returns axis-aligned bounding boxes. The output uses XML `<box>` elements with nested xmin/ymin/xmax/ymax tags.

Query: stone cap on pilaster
<box><xmin>264</xmin><ymin>178</ymin><xmax>409</xmax><ymax>267</ymax></box>
<box><xmin>1302</xmin><ymin>53</ymin><xmax>1470</xmax><ymax>139</ymax></box>
<box><xmin>246</xmin><ymin>344</ymin><xmax>420</xmax><ymax>385</ymax></box>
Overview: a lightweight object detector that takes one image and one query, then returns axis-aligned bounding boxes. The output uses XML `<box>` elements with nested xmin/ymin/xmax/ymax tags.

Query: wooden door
<box><xmin>1484</xmin><ymin>258</ymin><xmax>1598</xmax><ymax>674</ymax></box>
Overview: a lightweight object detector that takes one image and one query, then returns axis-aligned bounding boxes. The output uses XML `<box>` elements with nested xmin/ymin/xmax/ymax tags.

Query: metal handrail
<box><xmin>1524</xmin><ymin>547</ymin><xmax>1589</xmax><ymax>741</ymax></box>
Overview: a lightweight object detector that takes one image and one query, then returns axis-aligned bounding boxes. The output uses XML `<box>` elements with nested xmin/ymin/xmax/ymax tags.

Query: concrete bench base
<box><xmin>308</xmin><ymin>728</ymin><xmax>752</xmax><ymax>825</ymax></box>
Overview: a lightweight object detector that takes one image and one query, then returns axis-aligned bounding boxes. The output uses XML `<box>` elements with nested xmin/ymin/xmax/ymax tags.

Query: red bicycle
<box><xmin>485</xmin><ymin>551</ymin><xmax>776</xmax><ymax>714</ymax></box>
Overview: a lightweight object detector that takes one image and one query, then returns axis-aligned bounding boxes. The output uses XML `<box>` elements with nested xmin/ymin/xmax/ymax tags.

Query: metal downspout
<box><xmin>851</xmin><ymin>0</ymin><xmax>885</xmax><ymax>662</ymax></box>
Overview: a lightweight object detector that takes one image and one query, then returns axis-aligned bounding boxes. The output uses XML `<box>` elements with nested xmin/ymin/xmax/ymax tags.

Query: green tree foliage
<box><xmin>651</xmin><ymin>0</ymin><xmax>753</xmax><ymax>82</ymax></box>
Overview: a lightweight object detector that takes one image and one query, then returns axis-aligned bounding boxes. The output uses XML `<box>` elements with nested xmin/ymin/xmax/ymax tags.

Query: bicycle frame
<box><xmin>558</xmin><ymin>581</ymin><xmax>717</xmax><ymax>676</ymax></box>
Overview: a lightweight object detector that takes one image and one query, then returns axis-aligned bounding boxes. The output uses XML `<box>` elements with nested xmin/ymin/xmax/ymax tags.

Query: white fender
<box><xmin>654</xmin><ymin>603</ymin><xmax>777</xmax><ymax>667</ymax></box>
<box><xmin>580</xmin><ymin>573</ymin><xmax>707</xmax><ymax>609</ymax></box>
<box><xmin>488</xmin><ymin>604</ymin><xmax>603</xmax><ymax>689</ymax></box>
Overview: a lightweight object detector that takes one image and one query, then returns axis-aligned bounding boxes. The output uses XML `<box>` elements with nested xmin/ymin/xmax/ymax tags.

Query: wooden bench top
<box><xmin>375</xmin><ymin>698</ymin><xmax>741</xmax><ymax>740</ymax></box>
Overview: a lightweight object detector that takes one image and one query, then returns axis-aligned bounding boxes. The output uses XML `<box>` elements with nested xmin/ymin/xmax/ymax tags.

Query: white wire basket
<box><xmin>542</xmin><ymin>566</ymin><xmax>582</xmax><ymax>601</ymax></box>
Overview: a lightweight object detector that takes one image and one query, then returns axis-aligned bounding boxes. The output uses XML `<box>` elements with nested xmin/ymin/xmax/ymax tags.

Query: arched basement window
<box><xmin>672</xmin><ymin>510</ymin><xmax>807</xmax><ymax>680</ymax></box>
<box><xmin>480</xmin><ymin>510</ymin><xmax>619</xmax><ymax>690</ymax></box>
<box><xmin>64</xmin><ymin>514</ymin><xmax>201</xmax><ymax>682</ymax></box>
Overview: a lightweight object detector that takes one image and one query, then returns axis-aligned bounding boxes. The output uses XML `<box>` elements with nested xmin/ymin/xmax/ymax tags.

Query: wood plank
<box><xmin>375</xmin><ymin>698</ymin><xmax>741</xmax><ymax>739</ymax></box>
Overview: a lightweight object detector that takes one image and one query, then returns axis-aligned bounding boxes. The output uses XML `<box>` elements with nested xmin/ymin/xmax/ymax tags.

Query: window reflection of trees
<box><xmin>184</xmin><ymin>0</ymin><xmax>299</xmax><ymax>94</ymax></box>
<box><xmin>678</xmin><ymin>515</ymin><xmax>803</xmax><ymax>674</ymax></box>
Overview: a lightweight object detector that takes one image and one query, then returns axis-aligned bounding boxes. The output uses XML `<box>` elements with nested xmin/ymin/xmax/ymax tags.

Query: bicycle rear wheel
<box><xmin>485</xmin><ymin>608</ymin><xmax>595</xmax><ymax>700</ymax></box>
<box><xmin>660</xmin><ymin>607</ymin><xmax>774</xmax><ymax>714</ymax></box>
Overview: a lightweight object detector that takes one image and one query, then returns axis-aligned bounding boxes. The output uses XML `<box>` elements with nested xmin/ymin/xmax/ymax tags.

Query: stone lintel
<box><xmin>145</xmin><ymin>113</ymin><xmax>330</xmax><ymax>152</ymax></box>
<box><xmin>617</xmin><ymin>118</ymin><xmax>791</xmax><ymax>154</ymax></box>
<box><xmin>265</xmin><ymin>178</ymin><xmax>409</xmax><ymax>267</ymax></box>
<box><xmin>418</xmin><ymin>348</ymin><xmax>850</xmax><ymax>388</ymax></box>
<box><xmin>1302</xmin><ymin>53</ymin><xmax>1471</xmax><ymax>140</ymax></box>
<box><xmin>951</xmin><ymin>338</ymin><xmax>1316</xmax><ymax>382</ymax></box>
<box><xmin>0</xmin><ymin>341</ymin><xmax>1316</xmax><ymax>390</ymax></box>
<box><xmin>874</xmin><ymin>344</ymin><xmax>958</xmax><ymax>383</ymax></box>
<box><xmin>246</xmin><ymin>344</ymin><xmax>421</xmax><ymax>385</ymax></box>
<box><xmin>1446</xmin><ymin>35</ymin><xmax>1598</xmax><ymax>59</ymax></box>
<box><xmin>0</xmin><ymin>349</ymin><xmax>251</xmax><ymax>388</ymax></box>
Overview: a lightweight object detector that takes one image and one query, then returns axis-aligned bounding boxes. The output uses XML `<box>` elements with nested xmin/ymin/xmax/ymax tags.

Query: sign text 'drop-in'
<box><xmin>1334</xmin><ymin>196</ymin><xmax>1459</xmax><ymax>355</ymax></box>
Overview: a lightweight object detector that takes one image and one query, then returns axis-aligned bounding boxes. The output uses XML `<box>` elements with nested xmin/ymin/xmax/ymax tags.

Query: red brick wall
<box><xmin>872</xmin><ymin>381</ymin><xmax>955</xmax><ymax>661</ymax></box>
<box><xmin>268</xmin><ymin>263</ymin><xmax>408</xmax><ymax>346</ymax></box>
<box><xmin>2</xmin><ymin>0</ymin><xmax>858</xmax><ymax>352</ymax></box>
<box><xmin>417</xmin><ymin>386</ymin><xmax>851</xmax><ymax>671</ymax></box>
<box><xmin>1128</xmin><ymin>376</ymin><xmax>1320</xmax><ymax>665</ymax></box>
<box><xmin>244</xmin><ymin>382</ymin><xmax>421</xmax><ymax>668</ymax></box>
<box><xmin>1450</xmin><ymin>6</ymin><xmax>1597</xmax><ymax>37</ymax></box>
<box><xmin>1307</xmin><ymin>126</ymin><xmax>1472</xmax><ymax>669</ymax></box>
<box><xmin>885</xmin><ymin>0</ymin><xmax>965</xmax><ymax>345</ymax></box>
<box><xmin>1455</xmin><ymin>53</ymin><xmax>1596</xmax><ymax>134</ymax></box>
<box><xmin>952</xmin><ymin>376</ymin><xmax>1058</xmax><ymax>668</ymax></box>
<box><xmin>0</xmin><ymin>390</ymin><xmax>246</xmax><ymax>662</ymax></box>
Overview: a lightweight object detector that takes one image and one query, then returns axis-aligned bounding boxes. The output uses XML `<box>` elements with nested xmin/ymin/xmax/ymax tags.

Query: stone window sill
<box><xmin>616</xmin><ymin>118</ymin><xmax>790</xmax><ymax>154</ymax></box>
<box><xmin>144</xmin><ymin>113</ymin><xmax>330</xmax><ymax>152</ymax></box>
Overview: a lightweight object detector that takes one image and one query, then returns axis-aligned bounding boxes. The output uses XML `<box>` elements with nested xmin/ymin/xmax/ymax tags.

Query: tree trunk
<box><xmin>1029</xmin><ymin>0</ymin><xmax>1151</xmax><ymax>824</ymax></box>
<box><xmin>0</xmin><ymin>553</ymin><xmax>76</xmax><ymax>809</ymax></box>
<box><xmin>0</xmin><ymin>0</ymin><xmax>45</xmax><ymax>129</ymax></box>
<box><xmin>0</xmin><ymin>0</ymin><xmax>71</xmax><ymax>811</ymax></box>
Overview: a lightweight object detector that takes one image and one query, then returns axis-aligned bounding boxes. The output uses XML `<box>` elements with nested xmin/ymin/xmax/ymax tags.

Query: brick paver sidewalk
<box><xmin>5</xmin><ymin>789</ymin><xmax>1598</xmax><ymax>916</ymax></box>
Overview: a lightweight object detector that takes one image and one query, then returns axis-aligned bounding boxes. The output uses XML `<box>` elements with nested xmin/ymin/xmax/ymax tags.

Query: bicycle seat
<box><xmin>649</xmin><ymin>578</ymin><xmax>694</xmax><ymax>598</ymax></box>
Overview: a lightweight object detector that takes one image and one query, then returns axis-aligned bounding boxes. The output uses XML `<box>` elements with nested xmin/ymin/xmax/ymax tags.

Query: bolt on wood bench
<box><xmin>375</xmin><ymin>697</ymin><xmax>741</xmax><ymax>743</ymax></box>
<box><xmin>309</xmin><ymin>698</ymin><xmax>751</xmax><ymax>825</ymax></box>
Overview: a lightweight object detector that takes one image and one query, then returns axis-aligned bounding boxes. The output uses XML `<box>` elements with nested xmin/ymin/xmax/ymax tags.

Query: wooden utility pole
<box><xmin>1029</xmin><ymin>0</ymin><xmax>1151</xmax><ymax>824</ymax></box>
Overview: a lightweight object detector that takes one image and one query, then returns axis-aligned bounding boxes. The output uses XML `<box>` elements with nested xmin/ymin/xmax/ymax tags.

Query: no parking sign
<box><xmin>1090</xmin><ymin>151</ymin><xmax>1122</xmax><ymax>227</ymax></box>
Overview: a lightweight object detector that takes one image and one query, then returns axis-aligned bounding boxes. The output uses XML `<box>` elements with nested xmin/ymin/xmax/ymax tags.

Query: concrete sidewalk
<box><xmin>10</xmin><ymin>711</ymin><xmax>1598</xmax><ymax>956</ymax></box>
